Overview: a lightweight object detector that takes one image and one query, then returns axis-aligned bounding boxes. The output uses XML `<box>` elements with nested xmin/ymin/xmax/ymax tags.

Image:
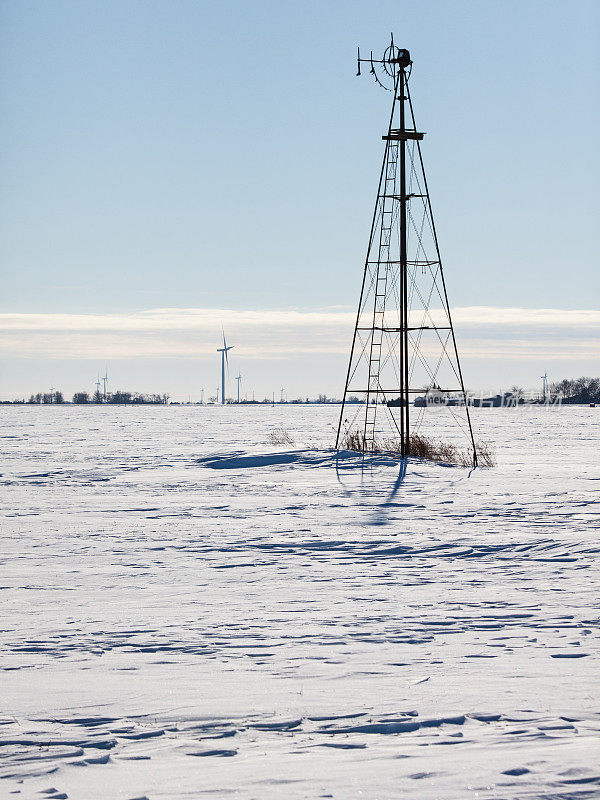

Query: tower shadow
<box><xmin>334</xmin><ymin>450</ymin><xmax>409</xmax><ymax>527</ymax></box>
<box><xmin>368</xmin><ymin>457</ymin><xmax>409</xmax><ymax>526</ymax></box>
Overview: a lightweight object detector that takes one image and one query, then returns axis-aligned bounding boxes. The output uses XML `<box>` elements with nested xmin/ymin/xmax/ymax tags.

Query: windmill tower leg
<box><xmin>399</xmin><ymin>64</ymin><xmax>408</xmax><ymax>457</ymax></box>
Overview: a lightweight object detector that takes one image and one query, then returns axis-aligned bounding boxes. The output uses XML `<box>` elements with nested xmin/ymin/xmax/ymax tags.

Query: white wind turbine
<box><xmin>217</xmin><ymin>332</ymin><xmax>234</xmax><ymax>405</ymax></box>
<box><xmin>541</xmin><ymin>371</ymin><xmax>548</xmax><ymax>402</ymax></box>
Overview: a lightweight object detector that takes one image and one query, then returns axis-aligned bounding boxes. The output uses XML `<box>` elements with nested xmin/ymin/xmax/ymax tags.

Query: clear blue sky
<box><xmin>1</xmin><ymin>0</ymin><xmax>598</xmax><ymax>399</ymax></box>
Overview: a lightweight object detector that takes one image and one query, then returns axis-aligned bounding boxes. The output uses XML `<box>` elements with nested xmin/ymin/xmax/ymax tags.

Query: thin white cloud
<box><xmin>0</xmin><ymin>307</ymin><xmax>598</xmax><ymax>360</ymax></box>
<box><xmin>452</xmin><ymin>307</ymin><xmax>600</xmax><ymax>328</ymax></box>
<box><xmin>0</xmin><ymin>308</ymin><xmax>356</xmax><ymax>332</ymax></box>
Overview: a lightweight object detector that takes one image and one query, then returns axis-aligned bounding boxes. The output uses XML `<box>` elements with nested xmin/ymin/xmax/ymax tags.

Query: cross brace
<box><xmin>348</xmin><ymin>388</ymin><xmax>464</xmax><ymax>394</ymax></box>
<box><xmin>382</xmin><ymin>129</ymin><xmax>425</xmax><ymax>141</ymax></box>
<box><xmin>356</xmin><ymin>326</ymin><xmax>452</xmax><ymax>332</ymax></box>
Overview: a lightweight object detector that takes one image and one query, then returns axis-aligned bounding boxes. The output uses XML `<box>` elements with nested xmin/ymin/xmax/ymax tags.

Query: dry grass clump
<box><xmin>340</xmin><ymin>429</ymin><xmax>495</xmax><ymax>467</ymax></box>
<box><xmin>473</xmin><ymin>440</ymin><xmax>495</xmax><ymax>468</ymax></box>
<box><xmin>408</xmin><ymin>433</ymin><xmax>460</xmax><ymax>463</ymax></box>
<box><xmin>267</xmin><ymin>428</ymin><xmax>294</xmax><ymax>446</ymax></box>
<box><xmin>340</xmin><ymin>429</ymin><xmax>366</xmax><ymax>451</ymax></box>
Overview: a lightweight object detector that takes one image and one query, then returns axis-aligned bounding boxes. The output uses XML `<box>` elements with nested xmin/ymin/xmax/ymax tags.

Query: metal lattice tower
<box><xmin>335</xmin><ymin>38</ymin><xmax>477</xmax><ymax>465</ymax></box>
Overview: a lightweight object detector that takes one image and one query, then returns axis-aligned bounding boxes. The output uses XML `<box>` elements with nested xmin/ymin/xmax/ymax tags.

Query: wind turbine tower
<box><xmin>95</xmin><ymin>376</ymin><xmax>101</xmax><ymax>401</ymax></box>
<box><xmin>102</xmin><ymin>370</ymin><xmax>108</xmax><ymax>403</ymax></box>
<box><xmin>217</xmin><ymin>333</ymin><xmax>234</xmax><ymax>405</ymax></box>
<box><xmin>541</xmin><ymin>371</ymin><xmax>548</xmax><ymax>402</ymax></box>
<box><xmin>235</xmin><ymin>373</ymin><xmax>242</xmax><ymax>403</ymax></box>
<box><xmin>200</xmin><ymin>387</ymin><xmax>205</xmax><ymax>404</ymax></box>
<box><xmin>280</xmin><ymin>387</ymin><xmax>285</xmax><ymax>403</ymax></box>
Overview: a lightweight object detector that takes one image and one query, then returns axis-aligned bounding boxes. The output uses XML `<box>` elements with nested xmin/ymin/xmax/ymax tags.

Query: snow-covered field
<box><xmin>1</xmin><ymin>405</ymin><xmax>598</xmax><ymax>800</ymax></box>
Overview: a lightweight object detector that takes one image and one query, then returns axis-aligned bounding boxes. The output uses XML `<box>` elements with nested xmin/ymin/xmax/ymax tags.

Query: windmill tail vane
<box><xmin>336</xmin><ymin>37</ymin><xmax>478</xmax><ymax>466</ymax></box>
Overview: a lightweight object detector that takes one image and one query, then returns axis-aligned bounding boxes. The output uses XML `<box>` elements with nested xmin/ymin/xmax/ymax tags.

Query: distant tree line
<box><xmin>3</xmin><ymin>377</ymin><xmax>598</xmax><ymax>405</ymax></box>
<box><xmin>27</xmin><ymin>392</ymin><xmax>64</xmax><ymax>404</ymax></box>
<box><xmin>72</xmin><ymin>390</ymin><xmax>169</xmax><ymax>404</ymax></box>
<box><xmin>550</xmin><ymin>377</ymin><xmax>600</xmax><ymax>404</ymax></box>
<box><xmin>18</xmin><ymin>390</ymin><xmax>169</xmax><ymax>405</ymax></box>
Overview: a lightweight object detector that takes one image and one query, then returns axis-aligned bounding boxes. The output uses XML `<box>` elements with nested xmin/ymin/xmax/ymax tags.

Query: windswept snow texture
<box><xmin>1</xmin><ymin>405</ymin><xmax>599</xmax><ymax>800</ymax></box>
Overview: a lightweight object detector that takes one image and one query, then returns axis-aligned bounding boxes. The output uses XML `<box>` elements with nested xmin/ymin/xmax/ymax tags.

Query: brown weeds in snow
<box><xmin>340</xmin><ymin>429</ymin><xmax>495</xmax><ymax>467</ymax></box>
<box><xmin>267</xmin><ymin>428</ymin><xmax>294</xmax><ymax>446</ymax></box>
